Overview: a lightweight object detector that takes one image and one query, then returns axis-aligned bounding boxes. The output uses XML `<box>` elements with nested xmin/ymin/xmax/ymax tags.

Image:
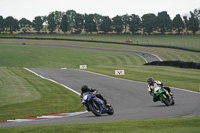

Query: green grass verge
<box><xmin>0</xmin><ymin>43</ymin><xmax>145</xmax><ymax>68</ymax></box>
<box><xmin>0</xmin><ymin>116</ymin><xmax>200</xmax><ymax>133</ymax></box>
<box><xmin>0</xmin><ymin>39</ymin><xmax>199</xmax><ymax>62</ymax></box>
<box><xmin>88</xmin><ymin>65</ymin><xmax>200</xmax><ymax>92</ymax></box>
<box><xmin>0</xmin><ymin>67</ymin><xmax>84</xmax><ymax>121</ymax></box>
<box><xmin>0</xmin><ymin>43</ymin><xmax>199</xmax><ymax>91</ymax></box>
<box><xmin>4</xmin><ymin>35</ymin><xmax>200</xmax><ymax>51</ymax></box>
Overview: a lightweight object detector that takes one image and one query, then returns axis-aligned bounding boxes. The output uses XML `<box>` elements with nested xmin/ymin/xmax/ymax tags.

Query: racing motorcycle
<box><xmin>154</xmin><ymin>86</ymin><xmax>175</xmax><ymax>106</ymax></box>
<box><xmin>81</xmin><ymin>91</ymin><xmax>114</xmax><ymax>116</ymax></box>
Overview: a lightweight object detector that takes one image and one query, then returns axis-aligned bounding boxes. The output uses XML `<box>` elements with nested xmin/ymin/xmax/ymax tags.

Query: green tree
<box><xmin>183</xmin><ymin>16</ymin><xmax>189</xmax><ymax>33</ymax></box>
<box><xmin>74</xmin><ymin>13</ymin><xmax>84</xmax><ymax>34</ymax></box>
<box><xmin>4</xmin><ymin>16</ymin><xmax>19</xmax><ymax>34</ymax></box>
<box><xmin>99</xmin><ymin>16</ymin><xmax>112</xmax><ymax>33</ymax></box>
<box><xmin>193</xmin><ymin>9</ymin><xmax>200</xmax><ymax>22</ymax></box>
<box><xmin>172</xmin><ymin>14</ymin><xmax>184</xmax><ymax>34</ymax></box>
<box><xmin>84</xmin><ymin>14</ymin><xmax>97</xmax><ymax>34</ymax></box>
<box><xmin>19</xmin><ymin>18</ymin><xmax>32</xmax><ymax>33</ymax></box>
<box><xmin>60</xmin><ymin>15</ymin><xmax>69</xmax><ymax>33</ymax></box>
<box><xmin>122</xmin><ymin>14</ymin><xmax>130</xmax><ymax>33</ymax></box>
<box><xmin>54</xmin><ymin>11</ymin><xmax>64</xmax><ymax>33</ymax></box>
<box><xmin>156</xmin><ymin>11</ymin><xmax>172</xmax><ymax>34</ymax></box>
<box><xmin>142</xmin><ymin>13</ymin><xmax>156</xmax><ymax>34</ymax></box>
<box><xmin>42</xmin><ymin>16</ymin><xmax>48</xmax><ymax>33</ymax></box>
<box><xmin>0</xmin><ymin>16</ymin><xmax>4</xmax><ymax>33</ymax></box>
<box><xmin>188</xmin><ymin>12</ymin><xmax>199</xmax><ymax>34</ymax></box>
<box><xmin>129</xmin><ymin>14</ymin><xmax>141</xmax><ymax>34</ymax></box>
<box><xmin>47</xmin><ymin>12</ymin><xmax>57</xmax><ymax>33</ymax></box>
<box><xmin>66</xmin><ymin>10</ymin><xmax>77</xmax><ymax>33</ymax></box>
<box><xmin>32</xmin><ymin>16</ymin><xmax>43</xmax><ymax>33</ymax></box>
<box><xmin>112</xmin><ymin>15</ymin><xmax>123</xmax><ymax>34</ymax></box>
<box><xmin>93</xmin><ymin>13</ymin><xmax>102</xmax><ymax>33</ymax></box>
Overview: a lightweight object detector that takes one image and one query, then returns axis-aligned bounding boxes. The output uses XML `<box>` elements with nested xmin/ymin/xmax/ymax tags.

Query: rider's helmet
<box><xmin>147</xmin><ymin>77</ymin><xmax>154</xmax><ymax>85</ymax></box>
<box><xmin>81</xmin><ymin>85</ymin><xmax>90</xmax><ymax>93</ymax></box>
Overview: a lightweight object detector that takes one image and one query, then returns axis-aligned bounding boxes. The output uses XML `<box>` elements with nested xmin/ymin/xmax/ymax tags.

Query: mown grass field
<box><xmin>0</xmin><ymin>37</ymin><xmax>199</xmax><ymax>132</ymax></box>
<box><xmin>5</xmin><ymin>34</ymin><xmax>200</xmax><ymax>51</ymax></box>
<box><xmin>1</xmin><ymin>116</ymin><xmax>200</xmax><ymax>133</ymax></box>
<box><xmin>0</xmin><ymin>67</ymin><xmax>84</xmax><ymax>121</ymax></box>
<box><xmin>0</xmin><ymin>39</ymin><xmax>200</xmax><ymax>62</ymax></box>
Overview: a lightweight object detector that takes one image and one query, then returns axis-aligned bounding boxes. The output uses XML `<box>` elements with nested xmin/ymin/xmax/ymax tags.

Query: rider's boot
<box><xmin>103</xmin><ymin>99</ymin><xmax>111</xmax><ymax>107</ymax></box>
<box><xmin>169</xmin><ymin>91</ymin><xmax>173</xmax><ymax>97</ymax></box>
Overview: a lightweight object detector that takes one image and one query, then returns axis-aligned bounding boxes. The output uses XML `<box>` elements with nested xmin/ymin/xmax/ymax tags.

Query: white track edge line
<box><xmin>151</xmin><ymin>54</ymin><xmax>163</xmax><ymax>61</ymax></box>
<box><xmin>24</xmin><ymin>68</ymin><xmax>81</xmax><ymax>96</ymax></box>
<box><xmin>25</xmin><ymin>67</ymin><xmax>199</xmax><ymax>97</ymax></box>
<box><xmin>77</xmin><ymin>69</ymin><xmax>200</xmax><ymax>95</ymax></box>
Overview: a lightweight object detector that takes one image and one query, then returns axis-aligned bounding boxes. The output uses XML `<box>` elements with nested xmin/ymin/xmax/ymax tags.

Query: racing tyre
<box><xmin>171</xmin><ymin>98</ymin><xmax>175</xmax><ymax>105</ymax></box>
<box><xmin>89</xmin><ymin>102</ymin><xmax>101</xmax><ymax>116</ymax></box>
<box><xmin>160</xmin><ymin>95</ymin><xmax>170</xmax><ymax>106</ymax></box>
<box><xmin>107</xmin><ymin>105</ymin><xmax>114</xmax><ymax>115</ymax></box>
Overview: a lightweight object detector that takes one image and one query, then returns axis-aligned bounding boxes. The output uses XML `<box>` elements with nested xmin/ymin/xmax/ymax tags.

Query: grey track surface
<box><xmin>1</xmin><ymin>68</ymin><xmax>200</xmax><ymax>127</ymax></box>
<box><xmin>0</xmin><ymin>43</ymin><xmax>161</xmax><ymax>63</ymax></box>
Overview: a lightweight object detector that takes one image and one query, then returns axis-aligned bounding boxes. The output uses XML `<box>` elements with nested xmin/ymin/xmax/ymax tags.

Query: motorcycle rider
<box><xmin>147</xmin><ymin>77</ymin><xmax>173</xmax><ymax>102</ymax></box>
<box><xmin>80</xmin><ymin>85</ymin><xmax>110</xmax><ymax>107</ymax></box>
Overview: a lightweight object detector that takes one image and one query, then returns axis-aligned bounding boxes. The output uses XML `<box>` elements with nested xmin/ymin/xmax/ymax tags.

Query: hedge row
<box><xmin>144</xmin><ymin>61</ymin><xmax>200</xmax><ymax>69</ymax></box>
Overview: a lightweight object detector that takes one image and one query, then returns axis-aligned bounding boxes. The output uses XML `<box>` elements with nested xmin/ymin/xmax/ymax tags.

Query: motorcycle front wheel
<box><xmin>89</xmin><ymin>102</ymin><xmax>101</xmax><ymax>116</ymax></box>
<box><xmin>160</xmin><ymin>95</ymin><xmax>170</xmax><ymax>106</ymax></box>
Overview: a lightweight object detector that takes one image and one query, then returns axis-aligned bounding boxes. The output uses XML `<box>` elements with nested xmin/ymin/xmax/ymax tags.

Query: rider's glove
<box><xmin>91</xmin><ymin>88</ymin><xmax>96</xmax><ymax>91</ymax></box>
<box><xmin>93</xmin><ymin>90</ymin><xmax>97</xmax><ymax>95</ymax></box>
<box><xmin>150</xmin><ymin>91</ymin><xmax>154</xmax><ymax>96</ymax></box>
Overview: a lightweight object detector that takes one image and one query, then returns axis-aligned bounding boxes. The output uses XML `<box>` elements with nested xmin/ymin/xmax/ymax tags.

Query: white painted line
<box><xmin>78</xmin><ymin>69</ymin><xmax>200</xmax><ymax>95</ymax></box>
<box><xmin>138</xmin><ymin>55</ymin><xmax>147</xmax><ymax>63</ymax></box>
<box><xmin>5</xmin><ymin>111</ymin><xmax>88</xmax><ymax>123</ymax></box>
<box><xmin>7</xmin><ymin>119</ymin><xmax>35</xmax><ymax>122</ymax></box>
<box><xmin>152</xmin><ymin>54</ymin><xmax>163</xmax><ymax>61</ymax></box>
<box><xmin>24</xmin><ymin>68</ymin><xmax>81</xmax><ymax>96</ymax></box>
<box><xmin>37</xmin><ymin>116</ymin><xmax>64</xmax><ymax>119</ymax></box>
<box><xmin>171</xmin><ymin>87</ymin><xmax>200</xmax><ymax>95</ymax></box>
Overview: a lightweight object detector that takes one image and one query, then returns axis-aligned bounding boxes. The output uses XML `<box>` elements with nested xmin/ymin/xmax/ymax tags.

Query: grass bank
<box><xmin>0</xmin><ymin>67</ymin><xmax>84</xmax><ymax>121</ymax></box>
<box><xmin>0</xmin><ymin>43</ymin><xmax>199</xmax><ymax>91</ymax></box>
<box><xmin>0</xmin><ymin>39</ymin><xmax>200</xmax><ymax>62</ymax></box>
<box><xmin>2</xmin><ymin>35</ymin><xmax>200</xmax><ymax>51</ymax></box>
<box><xmin>1</xmin><ymin>116</ymin><xmax>200</xmax><ymax>133</ymax></box>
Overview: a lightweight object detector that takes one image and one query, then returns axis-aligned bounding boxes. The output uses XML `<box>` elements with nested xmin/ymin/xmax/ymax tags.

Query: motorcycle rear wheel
<box><xmin>107</xmin><ymin>106</ymin><xmax>114</xmax><ymax>115</ymax></box>
<box><xmin>171</xmin><ymin>98</ymin><xmax>175</xmax><ymax>105</ymax></box>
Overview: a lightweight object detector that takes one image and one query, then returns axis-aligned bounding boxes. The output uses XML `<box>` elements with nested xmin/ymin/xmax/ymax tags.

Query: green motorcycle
<box><xmin>154</xmin><ymin>86</ymin><xmax>175</xmax><ymax>106</ymax></box>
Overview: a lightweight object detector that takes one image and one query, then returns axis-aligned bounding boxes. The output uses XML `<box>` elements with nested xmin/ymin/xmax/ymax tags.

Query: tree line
<box><xmin>0</xmin><ymin>9</ymin><xmax>199</xmax><ymax>35</ymax></box>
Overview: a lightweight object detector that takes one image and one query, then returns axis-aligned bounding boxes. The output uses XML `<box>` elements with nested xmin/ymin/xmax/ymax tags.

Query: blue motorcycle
<box><xmin>81</xmin><ymin>92</ymin><xmax>114</xmax><ymax>116</ymax></box>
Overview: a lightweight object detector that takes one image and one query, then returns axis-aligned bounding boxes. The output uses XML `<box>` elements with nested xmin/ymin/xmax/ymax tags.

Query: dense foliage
<box><xmin>0</xmin><ymin>9</ymin><xmax>200</xmax><ymax>34</ymax></box>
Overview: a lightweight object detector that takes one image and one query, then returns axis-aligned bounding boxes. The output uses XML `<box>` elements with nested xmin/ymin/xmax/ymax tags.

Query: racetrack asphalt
<box><xmin>1</xmin><ymin>68</ymin><xmax>200</xmax><ymax>127</ymax></box>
